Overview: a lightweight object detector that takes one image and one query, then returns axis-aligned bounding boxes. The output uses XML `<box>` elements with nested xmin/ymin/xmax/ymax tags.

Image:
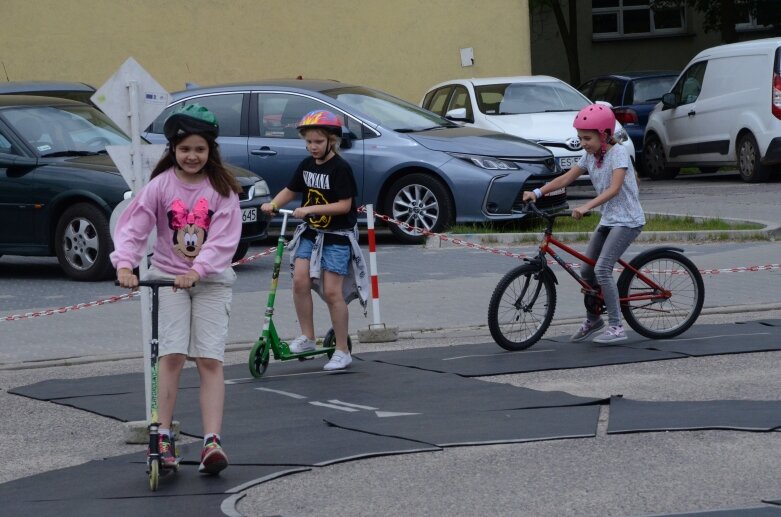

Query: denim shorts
<box><xmin>293</xmin><ymin>238</ymin><xmax>351</xmax><ymax>276</ymax></box>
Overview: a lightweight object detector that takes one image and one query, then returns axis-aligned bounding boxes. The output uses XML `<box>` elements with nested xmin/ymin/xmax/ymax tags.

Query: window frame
<box><xmin>592</xmin><ymin>0</ymin><xmax>687</xmax><ymax>40</ymax></box>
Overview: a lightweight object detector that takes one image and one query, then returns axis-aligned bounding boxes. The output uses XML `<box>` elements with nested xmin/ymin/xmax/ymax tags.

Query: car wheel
<box><xmin>737</xmin><ymin>132</ymin><xmax>770</xmax><ymax>183</ymax></box>
<box><xmin>232</xmin><ymin>242</ymin><xmax>250</xmax><ymax>263</ymax></box>
<box><xmin>384</xmin><ymin>173</ymin><xmax>453</xmax><ymax>244</ymax></box>
<box><xmin>55</xmin><ymin>203</ymin><xmax>113</xmax><ymax>281</ymax></box>
<box><xmin>642</xmin><ymin>135</ymin><xmax>679</xmax><ymax>180</ymax></box>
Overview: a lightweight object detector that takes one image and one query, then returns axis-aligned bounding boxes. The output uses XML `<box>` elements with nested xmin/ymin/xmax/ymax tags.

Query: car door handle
<box><xmin>688</xmin><ymin>110</ymin><xmax>696</xmax><ymax>117</ymax></box>
<box><xmin>251</xmin><ymin>147</ymin><xmax>277</xmax><ymax>156</ymax></box>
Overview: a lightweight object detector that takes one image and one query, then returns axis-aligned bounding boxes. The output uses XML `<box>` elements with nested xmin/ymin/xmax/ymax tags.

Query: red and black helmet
<box><xmin>296</xmin><ymin>110</ymin><xmax>342</xmax><ymax>135</ymax></box>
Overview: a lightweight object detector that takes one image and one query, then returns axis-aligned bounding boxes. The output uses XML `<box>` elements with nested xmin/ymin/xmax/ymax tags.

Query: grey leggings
<box><xmin>581</xmin><ymin>225</ymin><xmax>642</xmax><ymax>327</ymax></box>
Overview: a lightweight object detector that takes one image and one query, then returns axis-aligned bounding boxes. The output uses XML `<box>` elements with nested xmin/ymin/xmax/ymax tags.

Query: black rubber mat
<box><xmin>358</xmin><ymin>322</ymin><xmax>781</xmax><ymax>377</ymax></box>
<box><xmin>0</xmin><ymin>457</ymin><xmax>306</xmax><ymax>517</ymax></box>
<box><xmin>607</xmin><ymin>396</ymin><xmax>781</xmax><ymax>434</ymax></box>
<box><xmin>358</xmin><ymin>339</ymin><xmax>684</xmax><ymax>377</ymax></box>
<box><xmin>325</xmin><ymin>405</ymin><xmax>600</xmax><ymax>446</ymax></box>
<box><xmin>621</xmin><ymin>325</ymin><xmax>781</xmax><ymax>357</ymax></box>
<box><xmin>637</xmin><ymin>506</ymin><xmax>781</xmax><ymax>516</ymax></box>
<box><xmin>735</xmin><ymin>319</ymin><xmax>781</xmax><ymax>327</ymax></box>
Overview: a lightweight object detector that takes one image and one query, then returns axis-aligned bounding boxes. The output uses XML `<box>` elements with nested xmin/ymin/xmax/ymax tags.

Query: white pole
<box><xmin>129</xmin><ymin>80</ymin><xmax>153</xmax><ymax>422</ymax></box>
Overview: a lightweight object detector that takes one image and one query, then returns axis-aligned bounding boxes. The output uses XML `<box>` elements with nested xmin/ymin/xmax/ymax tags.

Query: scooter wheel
<box><xmin>323</xmin><ymin>329</ymin><xmax>353</xmax><ymax>359</ymax></box>
<box><xmin>248</xmin><ymin>337</ymin><xmax>270</xmax><ymax>378</ymax></box>
<box><xmin>149</xmin><ymin>459</ymin><xmax>160</xmax><ymax>491</ymax></box>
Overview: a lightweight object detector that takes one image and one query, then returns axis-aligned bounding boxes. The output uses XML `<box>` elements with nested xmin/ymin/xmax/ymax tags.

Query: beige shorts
<box><xmin>145</xmin><ymin>266</ymin><xmax>236</xmax><ymax>362</ymax></box>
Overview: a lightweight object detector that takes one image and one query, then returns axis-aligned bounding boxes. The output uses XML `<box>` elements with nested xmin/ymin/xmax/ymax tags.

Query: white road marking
<box><xmin>254</xmin><ymin>387</ymin><xmax>307</xmax><ymax>399</ymax></box>
<box><xmin>310</xmin><ymin>401</ymin><xmax>360</xmax><ymax>412</ymax></box>
<box><xmin>327</xmin><ymin>399</ymin><xmax>378</xmax><ymax>410</ymax></box>
<box><xmin>375</xmin><ymin>411</ymin><xmax>420</xmax><ymax>418</ymax></box>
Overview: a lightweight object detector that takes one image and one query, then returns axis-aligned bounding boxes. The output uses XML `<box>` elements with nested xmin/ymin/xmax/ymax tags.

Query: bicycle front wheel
<box><xmin>488</xmin><ymin>264</ymin><xmax>557</xmax><ymax>351</ymax></box>
<box><xmin>618</xmin><ymin>250</ymin><xmax>704</xmax><ymax>339</ymax></box>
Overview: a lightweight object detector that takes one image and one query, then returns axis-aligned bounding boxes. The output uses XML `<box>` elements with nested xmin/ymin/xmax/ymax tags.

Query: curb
<box><xmin>2</xmin><ymin>302</ymin><xmax>780</xmax><ymax>371</ymax></box>
<box><xmin>425</xmin><ymin>214</ymin><xmax>780</xmax><ymax>248</ymax></box>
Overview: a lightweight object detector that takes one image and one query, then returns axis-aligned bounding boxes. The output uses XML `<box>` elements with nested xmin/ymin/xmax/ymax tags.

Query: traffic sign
<box><xmin>106</xmin><ymin>143</ymin><xmax>167</xmax><ymax>194</ymax></box>
<box><xmin>91</xmin><ymin>57</ymin><xmax>170</xmax><ymax>136</ymax></box>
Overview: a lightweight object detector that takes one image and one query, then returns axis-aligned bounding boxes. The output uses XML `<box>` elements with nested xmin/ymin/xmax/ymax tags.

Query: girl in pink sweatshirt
<box><xmin>112</xmin><ymin>104</ymin><xmax>241</xmax><ymax>475</ymax></box>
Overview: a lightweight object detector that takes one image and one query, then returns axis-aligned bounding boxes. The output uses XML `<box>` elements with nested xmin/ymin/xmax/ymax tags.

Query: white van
<box><xmin>643</xmin><ymin>37</ymin><xmax>781</xmax><ymax>182</ymax></box>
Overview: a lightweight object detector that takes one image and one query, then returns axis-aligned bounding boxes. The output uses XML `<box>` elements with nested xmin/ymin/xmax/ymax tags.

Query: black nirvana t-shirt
<box><xmin>286</xmin><ymin>154</ymin><xmax>358</xmax><ymax>233</ymax></box>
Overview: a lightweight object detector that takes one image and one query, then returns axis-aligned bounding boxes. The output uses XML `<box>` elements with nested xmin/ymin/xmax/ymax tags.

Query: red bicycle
<box><xmin>488</xmin><ymin>203</ymin><xmax>704</xmax><ymax>351</ymax></box>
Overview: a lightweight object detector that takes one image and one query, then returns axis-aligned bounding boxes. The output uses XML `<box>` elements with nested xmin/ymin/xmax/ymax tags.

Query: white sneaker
<box><xmin>323</xmin><ymin>350</ymin><xmax>352</xmax><ymax>371</ymax></box>
<box><xmin>289</xmin><ymin>335</ymin><xmax>316</xmax><ymax>353</ymax></box>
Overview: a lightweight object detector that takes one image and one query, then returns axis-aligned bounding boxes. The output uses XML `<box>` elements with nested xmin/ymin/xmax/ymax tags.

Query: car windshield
<box><xmin>474</xmin><ymin>82</ymin><xmax>590</xmax><ymax>115</ymax></box>
<box><xmin>2</xmin><ymin>105</ymin><xmax>129</xmax><ymax>157</ymax></box>
<box><xmin>322</xmin><ymin>85</ymin><xmax>457</xmax><ymax>132</ymax></box>
<box><xmin>630</xmin><ymin>76</ymin><xmax>677</xmax><ymax>103</ymax></box>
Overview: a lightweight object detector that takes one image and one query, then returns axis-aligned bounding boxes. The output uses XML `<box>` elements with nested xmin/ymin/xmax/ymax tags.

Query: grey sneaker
<box><xmin>323</xmin><ymin>350</ymin><xmax>352</xmax><ymax>371</ymax></box>
<box><xmin>570</xmin><ymin>318</ymin><xmax>605</xmax><ymax>342</ymax></box>
<box><xmin>289</xmin><ymin>335</ymin><xmax>316</xmax><ymax>353</ymax></box>
<box><xmin>593</xmin><ymin>325</ymin><xmax>628</xmax><ymax>343</ymax></box>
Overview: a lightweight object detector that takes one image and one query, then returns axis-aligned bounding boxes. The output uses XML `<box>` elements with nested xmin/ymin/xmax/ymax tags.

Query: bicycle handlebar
<box><xmin>523</xmin><ymin>201</ymin><xmax>578</xmax><ymax>220</ymax></box>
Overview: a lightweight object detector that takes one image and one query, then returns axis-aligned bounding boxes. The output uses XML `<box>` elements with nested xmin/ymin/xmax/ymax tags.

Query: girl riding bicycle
<box><xmin>522</xmin><ymin>104</ymin><xmax>645</xmax><ymax>343</ymax></box>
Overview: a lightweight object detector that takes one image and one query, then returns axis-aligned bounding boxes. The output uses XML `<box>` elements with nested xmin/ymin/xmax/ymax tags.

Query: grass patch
<box><xmin>448</xmin><ymin>213</ymin><xmax>763</xmax><ymax>235</ymax></box>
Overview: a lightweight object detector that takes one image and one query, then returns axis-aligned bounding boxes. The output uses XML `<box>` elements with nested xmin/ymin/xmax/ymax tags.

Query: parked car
<box><xmin>643</xmin><ymin>38</ymin><xmax>781</xmax><ymax>182</ymax></box>
<box><xmin>143</xmin><ymin>79</ymin><xmax>566</xmax><ymax>243</ymax></box>
<box><xmin>0</xmin><ymin>81</ymin><xmax>97</xmax><ymax>105</ymax></box>
<box><xmin>0</xmin><ymin>95</ymin><xmax>270</xmax><ymax>281</ymax></box>
<box><xmin>420</xmin><ymin>75</ymin><xmax>636</xmax><ymax>185</ymax></box>
<box><xmin>578</xmin><ymin>71</ymin><xmax>678</xmax><ymax>171</ymax></box>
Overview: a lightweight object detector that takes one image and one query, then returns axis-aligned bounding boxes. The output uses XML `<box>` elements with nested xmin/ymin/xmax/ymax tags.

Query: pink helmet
<box><xmin>573</xmin><ymin>104</ymin><xmax>615</xmax><ymax>137</ymax></box>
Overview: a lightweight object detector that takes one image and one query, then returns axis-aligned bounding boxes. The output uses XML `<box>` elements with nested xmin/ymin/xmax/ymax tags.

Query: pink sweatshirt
<box><xmin>111</xmin><ymin>167</ymin><xmax>241</xmax><ymax>279</ymax></box>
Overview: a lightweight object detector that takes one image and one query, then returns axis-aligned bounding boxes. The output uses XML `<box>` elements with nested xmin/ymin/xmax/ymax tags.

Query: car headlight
<box><xmin>449</xmin><ymin>152</ymin><xmax>519</xmax><ymax>170</ymax></box>
<box><xmin>250</xmin><ymin>179</ymin><xmax>270</xmax><ymax>198</ymax></box>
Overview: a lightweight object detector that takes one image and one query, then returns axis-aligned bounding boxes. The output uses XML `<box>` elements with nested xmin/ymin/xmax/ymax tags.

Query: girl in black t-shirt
<box><xmin>261</xmin><ymin>110</ymin><xmax>360</xmax><ymax>371</ymax></box>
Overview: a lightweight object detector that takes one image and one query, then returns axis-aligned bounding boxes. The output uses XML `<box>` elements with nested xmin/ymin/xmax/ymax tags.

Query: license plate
<box><xmin>242</xmin><ymin>208</ymin><xmax>257</xmax><ymax>223</ymax></box>
<box><xmin>557</xmin><ymin>156</ymin><xmax>579</xmax><ymax>170</ymax></box>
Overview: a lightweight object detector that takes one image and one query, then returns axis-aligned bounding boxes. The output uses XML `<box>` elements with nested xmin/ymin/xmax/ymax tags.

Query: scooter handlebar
<box><xmin>114</xmin><ymin>280</ymin><xmax>177</xmax><ymax>288</ymax></box>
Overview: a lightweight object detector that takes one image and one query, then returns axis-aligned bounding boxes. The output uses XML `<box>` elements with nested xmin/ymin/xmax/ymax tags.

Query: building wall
<box><xmin>530</xmin><ymin>3</ymin><xmax>763</xmax><ymax>86</ymax></box>
<box><xmin>1</xmin><ymin>0</ymin><xmax>532</xmax><ymax>103</ymax></box>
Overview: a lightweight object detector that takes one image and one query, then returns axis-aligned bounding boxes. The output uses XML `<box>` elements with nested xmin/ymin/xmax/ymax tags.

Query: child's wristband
<box><xmin>533</xmin><ymin>188</ymin><xmax>543</xmax><ymax>199</ymax></box>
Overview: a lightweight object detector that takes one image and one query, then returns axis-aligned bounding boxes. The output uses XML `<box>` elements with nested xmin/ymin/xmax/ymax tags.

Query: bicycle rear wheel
<box><xmin>618</xmin><ymin>250</ymin><xmax>704</xmax><ymax>339</ymax></box>
<box><xmin>488</xmin><ymin>264</ymin><xmax>557</xmax><ymax>351</ymax></box>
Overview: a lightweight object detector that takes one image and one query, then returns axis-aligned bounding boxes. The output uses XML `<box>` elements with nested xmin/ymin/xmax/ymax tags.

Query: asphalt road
<box><xmin>1</xmin><ymin>170</ymin><xmax>781</xmax><ymax>516</ymax></box>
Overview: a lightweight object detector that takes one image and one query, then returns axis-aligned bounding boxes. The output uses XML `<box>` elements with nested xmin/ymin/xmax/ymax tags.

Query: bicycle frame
<box><xmin>531</xmin><ymin>211</ymin><xmax>672</xmax><ymax>306</ymax></box>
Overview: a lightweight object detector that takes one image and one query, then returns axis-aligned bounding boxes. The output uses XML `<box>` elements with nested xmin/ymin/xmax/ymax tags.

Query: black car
<box><xmin>578</xmin><ymin>71</ymin><xmax>678</xmax><ymax>170</ymax></box>
<box><xmin>0</xmin><ymin>95</ymin><xmax>270</xmax><ymax>281</ymax></box>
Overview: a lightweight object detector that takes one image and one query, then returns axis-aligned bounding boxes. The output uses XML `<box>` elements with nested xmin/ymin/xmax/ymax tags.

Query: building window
<box><xmin>592</xmin><ymin>0</ymin><xmax>686</xmax><ymax>39</ymax></box>
<box><xmin>735</xmin><ymin>2</ymin><xmax>769</xmax><ymax>32</ymax></box>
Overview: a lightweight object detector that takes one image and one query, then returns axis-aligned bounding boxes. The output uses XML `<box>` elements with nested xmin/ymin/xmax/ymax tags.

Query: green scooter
<box><xmin>248</xmin><ymin>209</ymin><xmax>352</xmax><ymax>378</ymax></box>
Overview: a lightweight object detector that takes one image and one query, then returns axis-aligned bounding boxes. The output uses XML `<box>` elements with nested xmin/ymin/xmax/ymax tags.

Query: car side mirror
<box><xmin>661</xmin><ymin>92</ymin><xmax>677</xmax><ymax>109</ymax></box>
<box><xmin>445</xmin><ymin>107</ymin><xmax>471</xmax><ymax>122</ymax></box>
<box><xmin>0</xmin><ymin>153</ymin><xmax>38</xmax><ymax>168</ymax></box>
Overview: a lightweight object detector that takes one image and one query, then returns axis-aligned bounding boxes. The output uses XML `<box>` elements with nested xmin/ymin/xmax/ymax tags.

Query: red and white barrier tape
<box><xmin>3</xmin><ymin>209</ymin><xmax>778</xmax><ymax>322</ymax></box>
<box><xmin>1</xmin><ymin>245</ymin><xmax>280</xmax><ymax>322</ymax></box>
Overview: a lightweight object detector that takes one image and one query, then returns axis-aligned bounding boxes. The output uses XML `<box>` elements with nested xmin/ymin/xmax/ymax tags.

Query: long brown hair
<box><xmin>151</xmin><ymin>134</ymin><xmax>242</xmax><ymax>197</ymax></box>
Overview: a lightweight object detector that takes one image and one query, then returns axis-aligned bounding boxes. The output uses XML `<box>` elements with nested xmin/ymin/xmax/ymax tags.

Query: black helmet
<box><xmin>163</xmin><ymin>104</ymin><xmax>219</xmax><ymax>142</ymax></box>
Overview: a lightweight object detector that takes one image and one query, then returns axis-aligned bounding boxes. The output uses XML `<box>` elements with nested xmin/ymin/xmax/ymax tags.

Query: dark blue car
<box><xmin>578</xmin><ymin>71</ymin><xmax>678</xmax><ymax>174</ymax></box>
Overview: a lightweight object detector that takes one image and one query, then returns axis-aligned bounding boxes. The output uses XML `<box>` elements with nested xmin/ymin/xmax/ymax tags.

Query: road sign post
<box><xmin>93</xmin><ymin>58</ymin><xmax>169</xmax><ymax>424</ymax></box>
